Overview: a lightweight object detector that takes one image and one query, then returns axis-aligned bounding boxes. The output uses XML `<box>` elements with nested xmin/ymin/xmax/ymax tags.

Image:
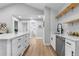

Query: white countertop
<box><xmin>56</xmin><ymin>34</ymin><xmax>79</xmax><ymax>41</ymax></box>
<box><xmin>0</xmin><ymin>32</ymin><xmax>29</xmax><ymax>40</ymax></box>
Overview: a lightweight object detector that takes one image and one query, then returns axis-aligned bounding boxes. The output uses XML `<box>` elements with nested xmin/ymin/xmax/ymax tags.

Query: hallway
<box><xmin>23</xmin><ymin>38</ymin><xmax>57</xmax><ymax>56</ymax></box>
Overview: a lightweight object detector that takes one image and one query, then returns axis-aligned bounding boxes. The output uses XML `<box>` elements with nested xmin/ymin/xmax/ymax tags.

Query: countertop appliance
<box><xmin>57</xmin><ymin>23</ymin><xmax>63</xmax><ymax>34</ymax></box>
<box><xmin>56</xmin><ymin>35</ymin><xmax>65</xmax><ymax>56</ymax></box>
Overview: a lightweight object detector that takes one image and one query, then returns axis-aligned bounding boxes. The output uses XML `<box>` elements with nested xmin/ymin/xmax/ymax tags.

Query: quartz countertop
<box><xmin>0</xmin><ymin>32</ymin><xmax>29</xmax><ymax>40</ymax></box>
<box><xmin>56</xmin><ymin>34</ymin><xmax>79</xmax><ymax>41</ymax></box>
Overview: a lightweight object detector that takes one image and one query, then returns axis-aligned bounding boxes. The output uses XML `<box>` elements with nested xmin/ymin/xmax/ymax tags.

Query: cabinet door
<box><xmin>65</xmin><ymin>45</ymin><xmax>72</xmax><ymax>56</ymax></box>
<box><xmin>25</xmin><ymin>34</ymin><xmax>30</xmax><ymax>46</ymax></box>
<box><xmin>65</xmin><ymin>45</ymin><xmax>75</xmax><ymax>56</ymax></box>
<box><xmin>17</xmin><ymin>37</ymin><xmax>23</xmax><ymax>54</ymax></box>
<box><xmin>12</xmin><ymin>38</ymin><xmax>18</xmax><ymax>56</ymax></box>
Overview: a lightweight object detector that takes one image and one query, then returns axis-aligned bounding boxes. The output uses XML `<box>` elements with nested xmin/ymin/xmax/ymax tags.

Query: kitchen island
<box><xmin>0</xmin><ymin>32</ymin><xmax>30</xmax><ymax>56</ymax></box>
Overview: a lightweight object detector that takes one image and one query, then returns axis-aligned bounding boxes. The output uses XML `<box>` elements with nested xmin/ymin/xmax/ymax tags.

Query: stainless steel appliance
<box><xmin>56</xmin><ymin>35</ymin><xmax>65</xmax><ymax>56</ymax></box>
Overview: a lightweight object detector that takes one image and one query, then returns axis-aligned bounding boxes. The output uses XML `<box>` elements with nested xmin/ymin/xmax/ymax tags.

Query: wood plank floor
<box><xmin>23</xmin><ymin>37</ymin><xmax>57</xmax><ymax>56</ymax></box>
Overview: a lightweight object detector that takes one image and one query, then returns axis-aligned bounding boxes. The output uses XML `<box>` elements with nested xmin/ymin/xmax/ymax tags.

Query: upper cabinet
<box><xmin>56</xmin><ymin>3</ymin><xmax>78</xmax><ymax>19</ymax></box>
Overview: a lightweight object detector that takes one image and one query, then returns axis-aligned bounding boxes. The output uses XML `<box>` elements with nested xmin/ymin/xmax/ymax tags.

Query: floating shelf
<box><xmin>64</xmin><ymin>19</ymin><xmax>79</xmax><ymax>23</ymax></box>
<box><xmin>56</xmin><ymin>3</ymin><xmax>78</xmax><ymax>18</ymax></box>
<box><xmin>64</xmin><ymin>14</ymin><xmax>79</xmax><ymax>23</ymax></box>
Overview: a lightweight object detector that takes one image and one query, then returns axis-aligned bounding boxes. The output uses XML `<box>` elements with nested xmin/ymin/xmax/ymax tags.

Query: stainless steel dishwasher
<box><xmin>56</xmin><ymin>35</ymin><xmax>65</xmax><ymax>56</ymax></box>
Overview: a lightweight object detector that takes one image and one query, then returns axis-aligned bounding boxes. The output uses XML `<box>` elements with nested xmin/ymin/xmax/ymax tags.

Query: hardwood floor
<box><xmin>23</xmin><ymin>37</ymin><xmax>57</xmax><ymax>56</ymax></box>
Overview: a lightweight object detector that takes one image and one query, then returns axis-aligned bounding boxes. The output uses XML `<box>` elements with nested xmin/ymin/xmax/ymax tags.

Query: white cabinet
<box><xmin>0</xmin><ymin>33</ymin><xmax>30</xmax><ymax>56</ymax></box>
<box><xmin>65</xmin><ymin>43</ymin><xmax>75</xmax><ymax>56</ymax></box>
<box><xmin>65</xmin><ymin>39</ymin><xmax>75</xmax><ymax>56</ymax></box>
<box><xmin>12</xmin><ymin>38</ymin><xmax>18</xmax><ymax>56</ymax></box>
<box><xmin>0</xmin><ymin>40</ymin><xmax>7</xmax><ymax>56</ymax></box>
<box><xmin>50</xmin><ymin>34</ymin><xmax>56</xmax><ymax>50</ymax></box>
<box><xmin>12</xmin><ymin>36</ymin><xmax>24</xmax><ymax>56</ymax></box>
<box><xmin>12</xmin><ymin>34</ymin><xmax>30</xmax><ymax>56</ymax></box>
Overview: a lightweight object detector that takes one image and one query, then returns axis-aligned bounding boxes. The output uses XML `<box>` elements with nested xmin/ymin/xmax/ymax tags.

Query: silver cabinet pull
<box><xmin>25</xmin><ymin>40</ymin><xmax>27</xmax><ymax>42</ymax></box>
<box><xmin>66</xmin><ymin>42</ymin><xmax>71</xmax><ymax>45</ymax></box>
<box><xmin>18</xmin><ymin>39</ymin><xmax>21</xmax><ymax>40</ymax></box>
<box><xmin>18</xmin><ymin>45</ymin><xmax>21</xmax><ymax>48</ymax></box>
<box><xmin>51</xmin><ymin>38</ymin><xmax>53</xmax><ymax>40</ymax></box>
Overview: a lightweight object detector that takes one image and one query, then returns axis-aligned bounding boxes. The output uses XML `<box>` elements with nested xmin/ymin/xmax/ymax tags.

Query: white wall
<box><xmin>36</xmin><ymin>20</ymin><xmax>44</xmax><ymax>39</ymax></box>
<box><xmin>44</xmin><ymin>7</ymin><xmax>51</xmax><ymax>45</ymax></box>
<box><xmin>50</xmin><ymin>9</ymin><xmax>57</xmax><ymax>34</ymax></box>
<box><xmin>0</xmin><ymin>3</ymin><xmax>43</xmax><ymax>33</ymax></box>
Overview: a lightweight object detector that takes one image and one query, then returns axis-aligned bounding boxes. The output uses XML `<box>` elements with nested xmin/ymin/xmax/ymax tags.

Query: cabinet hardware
<box><xmin>72</xmin><ymin>51</ymin><xmax>74</xmax><ymax>56</ymax></box>
<box><xmin>66</xmin><ymin>42</ymin><xmax>71</xmax><ymax>45</ymax></box>
<box><xmin>18</xmin><ymin>39</ymin><xmax>21</xmax><ymax>40</ymax></box>
<box><xmin>18</xmin><ymin>45</ymin><xmax>21</xmax><ymax>48</ymax></box>
<box><xmin>25</xmin><ymin>40</ymin><xmax>27</xmax><ymax>42</ymax></box>
<box><xmin>18</xmin><ymin>53</ymin><xmax>21</xmax><ymax>56</ymax></box>
<box><xmin>51</xmin><ymin>38</ymin><xmax>53</xmax><ymax>40</ymax></box>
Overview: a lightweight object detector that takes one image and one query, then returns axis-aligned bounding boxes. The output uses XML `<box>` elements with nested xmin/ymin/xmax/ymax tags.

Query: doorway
<box><xmin>29</xmin><ymin>19</ymin><xmax>44</xmax><ymax>39</ymax></box>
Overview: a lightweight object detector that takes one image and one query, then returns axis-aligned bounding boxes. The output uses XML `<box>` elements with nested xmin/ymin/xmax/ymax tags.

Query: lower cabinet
<box><xmin>50</xmin><ymin>35</ymin><xmax>79</xmax><ymax>56</ymax></box>
<box><xmin>65</xmin><ymin>39</ymin><xmax>75</xmax><ymax>56</ymax></box>
<box><xmin>12</xmin><ymin>34</ymin><xmax>29</xmax><ymax>56</ymax></box>
<box><xmin>12</xmin><ymin>38</ymin><xmax>18</xmax><ymax>56</ymax></box>
<box><xmin>65</xmin><ymin>44</ymin><xmax>75</xmax><ymax>56</ymax></box>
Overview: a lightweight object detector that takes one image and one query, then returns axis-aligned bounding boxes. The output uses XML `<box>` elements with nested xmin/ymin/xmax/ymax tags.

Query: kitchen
<box><xmin>0</xmin><ymin>3</ymin><xmax>79</xmax><ymax>56</ymax></box>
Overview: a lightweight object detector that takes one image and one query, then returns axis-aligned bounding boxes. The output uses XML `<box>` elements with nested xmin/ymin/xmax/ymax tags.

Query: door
<box><xmin>22</xmin><ymin>22</ymin><xmax>28</xmax><ymax>32</ymax></box>
<box><xmin>29</xmin><ymin>20</ymin><xmax>44</xmax><ymax>39</ymax></box>
<box><xmin>37</xmin><ymin>21</ymin><xmax>44</xmax><ymax>39</ymax></box>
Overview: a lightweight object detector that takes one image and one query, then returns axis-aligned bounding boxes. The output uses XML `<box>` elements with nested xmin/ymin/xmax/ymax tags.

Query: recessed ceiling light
<box><xmin>38</xmin><ymin>15</ymin><xmax>41</xmax><ymax>18</ymax></box>
<box><xmin>30</xmin><ymin>17</ymin><xmax>33</xmax><ymax>19</ymax></box>
<box><xmin>18</xmin><ymin>16</ymin><xmax>22</xmax><ymax>18</ymax></box>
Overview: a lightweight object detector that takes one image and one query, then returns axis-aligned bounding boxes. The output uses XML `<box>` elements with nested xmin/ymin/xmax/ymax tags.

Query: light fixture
<box><xmin>38</xmin><ymin>15</ymin><xmax>41</xmax><ymax>18</ymax></box>
<box><xmin>18</xmin><ymin>16</ymin><xmax>22</xmax><ymax>18</ymax></box>
<box><xmin>30</xmin><ymin>17</ymin><xmax>33</xmax><ymax>19</ymax></box>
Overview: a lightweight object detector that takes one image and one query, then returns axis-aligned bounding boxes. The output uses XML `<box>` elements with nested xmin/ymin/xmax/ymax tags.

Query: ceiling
<box><xmin>0</xmin><ymin>3</ymin><xmax>12</xmax><ymax>9</ymax></box>
<box><xmin>26</xmin><ymin>3</ymin><xmax>68</xmax><ymax>13</ymax></box>
<box><xmin>0</xmin><ymin>3</ymin><xmax>68</xmax><ymax>19</ymax></box>
<box><xmin>0</xmin><ymin>3</ymin><xmax>68</xmax><ymax>13</ymax></box>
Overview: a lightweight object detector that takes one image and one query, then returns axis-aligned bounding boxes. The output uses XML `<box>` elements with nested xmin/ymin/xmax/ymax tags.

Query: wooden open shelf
<box><xmin>56</xmin><ymin>3</ymin><xmax>78</xmax><ymax>18</ymax></box>
<box><xmin>64</xmin><ymin>18</ymin><xmax>79</xmax><ymax>24</ymax></box>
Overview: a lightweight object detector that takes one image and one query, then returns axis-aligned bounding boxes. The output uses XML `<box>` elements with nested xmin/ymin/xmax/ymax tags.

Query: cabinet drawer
<box><xmin>65</xmin><ymin>39</ymin><xmax>75</xmax><ymax>49</ymax></box>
